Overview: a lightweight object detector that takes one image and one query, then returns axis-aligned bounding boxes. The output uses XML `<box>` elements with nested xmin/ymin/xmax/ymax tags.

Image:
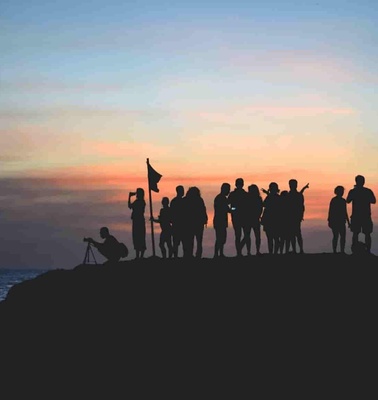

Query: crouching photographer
<box><xmin>84</xmin><ymin>226</ymin><xmax>128</xmax><ymax>264</ymax></box>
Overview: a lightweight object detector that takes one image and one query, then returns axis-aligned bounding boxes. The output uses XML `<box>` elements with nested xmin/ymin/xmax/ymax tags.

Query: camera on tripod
<box><xmin>82</xmin><ymin>237</ymin><xmax>97</xmax><ymax>264</ymax></box>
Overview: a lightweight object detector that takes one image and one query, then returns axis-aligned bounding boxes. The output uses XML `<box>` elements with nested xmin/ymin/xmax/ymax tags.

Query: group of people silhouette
<box><xmin>86</xmin><ymin>174</ymin><xmax>376</xmax><ymax>263</ymax></box>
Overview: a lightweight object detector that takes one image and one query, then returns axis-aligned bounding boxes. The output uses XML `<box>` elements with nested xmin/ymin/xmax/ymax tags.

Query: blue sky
<box><xmin>1</xmin><ymin>0</ymin><xmax>377</xmax><ymax>267</ymax></box>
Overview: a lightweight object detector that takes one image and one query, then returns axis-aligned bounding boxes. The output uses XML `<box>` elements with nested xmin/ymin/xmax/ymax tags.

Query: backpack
<box><xmin>119</xmin><ymin>243</ymin><xmax>129</xmax><ymax>258</ymax></box>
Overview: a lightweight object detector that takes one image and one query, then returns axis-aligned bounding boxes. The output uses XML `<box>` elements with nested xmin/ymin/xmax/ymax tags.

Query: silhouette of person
<box><xmin>213</xmin><ymin>182</ymin><xmax>231</xmax><ymax>258</ymax></box>
<box><xmin>278</xmin><ymin>190</ymin><xmax>291</xmax><ymax>254</ymax></box>
<box><xmin>328</xmin><ymin>186</ymin><xmax>351</xmax><ymax>254</ymax></box>
<box><xmin>151</xmin><ymin>196</ymin><xmax>173</xmax><ymax>259</ymax></box>
<box><xmin>182</xmin><ymin>186</ymin><xmax>208</xmax><ymax>258</ymax></box>
<box><xmin>128</xmin><ymin>188</ymin><xmax>146</xmax><ymax>259</ymax></box>
<box><xmin>261</xmin><ymin>182</ymin><xmax>310</xmax><ymax>254</ymax></box>
<box><xmin>170</xmin><ymin>185</ymin><xmax>186</xmax><ymax>258</ymax></box>
<box><xmin>261</xmin><ymin>182</ymin><xmax>281</xmax><ymax>255</ymax></box>
<box><xmin>241</xmin><ymin>184</ymin><xmax>263</xmax><ymax>256</ymax></box>
<box><xmin>84</xmin><ymin>227</ymin><xmax>123</xmax><ymax>264</ymax></box>
<box><xmin>346</xmin><ymin>175</ymin><xmax>376</xmax><ymax>254</ymax></box>
<box><xmin>228</xmin><ymin>178</ymin><xmax>249</xmax><ymax>257</ymax></box>
<box><xmin>287</xmin><ymin>179</ymin><xmax>306</xmax><ymax>254</ymax></box>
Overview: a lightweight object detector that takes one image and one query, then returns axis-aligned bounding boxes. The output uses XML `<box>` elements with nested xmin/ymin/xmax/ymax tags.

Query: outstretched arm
<box><xmin>300</xmin><ymin>183</ymin><xmax>309</xmax><ymax>194</ymax></box>
<box><xmin>150</xmin><ymin>216</ymin><xmax>160</xmax><ymax>223</ymax></box>
<box><xmin>85</xmin><ymin>238</ymin><xmax>101</xmax><ymax>248</ymax></box>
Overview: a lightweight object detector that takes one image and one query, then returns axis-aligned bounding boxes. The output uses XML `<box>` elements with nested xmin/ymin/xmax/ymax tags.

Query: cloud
<box><xmin>219</xmin><ymin>49</ymin><xmax>362</xmax><ymax>84</ymax></box>
<box><xmin>83</xmin><ymin>140</ymin><xmax>171</xmax><ymax>159</ymax></box>
<box><xmin>1</xmin><ymin>80</ymin><xmax>130</xmax><ymax>93</ymax></box>
<box><xmin>0</xmin><ymin>107</ymin><xmax>149</xmax><ymax>119</ymax></box>
<box><xmin>192</xmin><ymin>106</ymin><xmax>355</xmax><ymax>123</ymax></box>
<box><xmin>180</xmin><ymin>130</ymin><xmax>356</xmax><ymax>175</ymax></box>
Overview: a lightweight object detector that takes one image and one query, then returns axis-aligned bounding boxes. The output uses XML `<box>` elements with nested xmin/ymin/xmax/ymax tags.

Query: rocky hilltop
<box><xmin>1</xmin><ymin>253</ymin><xmax>377</xmax><ymax>394</ymax></box>
<box><xmin>1</xmin><ymin>253</ymin><xmax>377</xmax><ymax>326</ymax></box>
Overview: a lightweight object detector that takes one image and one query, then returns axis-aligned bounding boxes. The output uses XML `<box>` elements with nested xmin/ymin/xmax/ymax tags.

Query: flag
<box><xmin>148</xmin><ymin>162</ymin><xmax>162</xmax><ymax>193</ymax></box>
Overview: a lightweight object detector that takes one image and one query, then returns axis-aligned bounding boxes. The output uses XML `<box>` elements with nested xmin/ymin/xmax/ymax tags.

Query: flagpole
<box><xmin>147</xmin><ymin>158</ymin><xmax>156</xmax><ymax>257</ymax></box>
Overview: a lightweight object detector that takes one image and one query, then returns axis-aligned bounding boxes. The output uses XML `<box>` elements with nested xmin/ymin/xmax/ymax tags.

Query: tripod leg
<box><xmin>89</xmin><ymin>245</ymin><xmax>97</xmax><ymax>264</ymax></box>
<box><xmin>83</xmin><ymin>243</ymin><xmax>91</xmax><ymax>264</ymax></box>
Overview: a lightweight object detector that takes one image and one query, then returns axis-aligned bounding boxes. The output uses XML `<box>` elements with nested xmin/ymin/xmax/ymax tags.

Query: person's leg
<box><xmin>195</xmin><ymin>226</ymin><xmax>204</xmax><ymax>258</ymax></box>
<box><xmin>177</xmin><ymin>227</ymin><xmax>185</xmax><ymax>258</ymax></box>
<box><xmin>243</xmin><ymin>226</ymin><xmax>252</xmax><ymax>255</ymax></box>
<box><xmin>233</xmin><ymin>221</ymin><xmax>243</xmax><ymax>256</ymax></box>
<box><xmin>365</xmin><ymin>233</ymin><xmax>372</xmax><ymax>253</ymax></box>
<box><xmin>167</xmin><ymin>232</ymin><xmax>174</xmax><ymax>258</ymax></box>
<box><xmin>159</xmin><ymin>241</ymin><xmax>167</xmax><ymax>258</ymax></box>
<box><xmin>273</xmin><ymin>234</ymin><xmax>280</xmax><ymax>254</ymax></box>
<box><xmin>352</xmin><ymin>232</ymin><xmax>359</xmax><ymax>248</ymax></box>
<box><xmin>253</xmin><ymin>226</ymin><xmax>261</xmax><ymax>255</ymax></box>
<box><xmin>340</xmin><ymin>226</ymin><xmax>346</xmax><ymax>253</ymax></box>
<box><xmin>284</xmin><ymin>236</ymin><xmax>290</xmax><ymax>254</ymax></box>
<box><xmin>214</xmin><ymin>227</ymin><xmax>220</xmax><ymax>257</ymax></box>
<box><xmin>172</xmin><ymin>225</ymin><xmax>179</xmax><ymax>258</ymax></box>
<box><xmin>331</xmin><ymin>228</ymin><xmax>338</xmax><ymax>253</ymax></box>
<box><xmin>278</xmin><ymin>234</ymin><xmax>284</xmax><ymax>254</ymax></box>
<box><xmin>266</xmin><ymin>232</ymin><xmax>273</xmax><ymax>254</ymax></box>
<box><xmin>159</xmin><ymin>236</ymin><xmax>166</xmax><ymax>258</ymax></box>
<box><xmin>363</xmin><ymin>219</ymin><xmax>373</xmax><ymax>253</ymax></box>
<box><xmin>297</xmin><ymin>223</ymin><xmax>304</xmax><ymax>253</ymax></box>
<box><xmin>290</xmin><ymin>235</ymin><xmax>297</xmax><ymax>254</ymax></box>
<box><xmin>220</xmin><ymin>227</ymin><xmax>227</xmax><ymax>257</ymax></box>
<box><xmin>183</xmin><ymin>229</ymin><xmax>194</xmax><ymax>258</ymax></box>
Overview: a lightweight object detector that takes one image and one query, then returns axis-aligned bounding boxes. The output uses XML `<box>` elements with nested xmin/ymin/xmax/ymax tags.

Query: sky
<box><xmin>1</xmin><ymin>0</ymin><xmax>377</xmax><ymax>268</ymax></box>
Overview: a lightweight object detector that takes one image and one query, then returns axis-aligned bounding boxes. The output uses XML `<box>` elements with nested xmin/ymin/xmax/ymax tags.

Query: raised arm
<box><xmin>84</xmin><ymin>237</ymin><xmax>101</xmax><ymax>248</ymax></box>
<box><xmin>300</xmin><ymin>183</ymin><xmax>309</xmax><ymax>194</ymax></box>
<box><xmin>128</xmin><ymin>192</ymin><xmax>135</xmax><ymax>209</ymax></box>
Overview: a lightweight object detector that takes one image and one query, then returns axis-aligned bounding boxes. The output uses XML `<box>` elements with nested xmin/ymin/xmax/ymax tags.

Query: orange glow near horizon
<box><xmin>23</xmin><ymin>168</ymin><xmax>377</xmax><ymax>228</ymax></box>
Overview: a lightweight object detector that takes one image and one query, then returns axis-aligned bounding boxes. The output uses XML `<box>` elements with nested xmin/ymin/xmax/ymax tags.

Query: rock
<box><xmin>1</xmin><ymin>253</ymin><xmax>377</xmax><ymax>391</ymax></box>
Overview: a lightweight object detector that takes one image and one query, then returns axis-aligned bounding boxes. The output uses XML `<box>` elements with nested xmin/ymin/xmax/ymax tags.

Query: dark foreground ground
<box><xmin>1</xmin><ymin>253</ymin><xmax>377</xmax><ymax>396</ymax></box>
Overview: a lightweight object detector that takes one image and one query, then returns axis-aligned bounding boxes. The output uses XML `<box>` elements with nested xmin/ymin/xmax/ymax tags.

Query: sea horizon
<box><xmin>0</xmin><ymin>268</ymin><xmax>50</xmax><ymax>302</ymax></box>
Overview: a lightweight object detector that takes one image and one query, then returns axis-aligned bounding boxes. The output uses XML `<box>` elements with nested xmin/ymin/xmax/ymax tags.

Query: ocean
<box><xmin>0</xmin><ymin>268</ymin><xmax>49</xmax><ymax>302</ymax></box>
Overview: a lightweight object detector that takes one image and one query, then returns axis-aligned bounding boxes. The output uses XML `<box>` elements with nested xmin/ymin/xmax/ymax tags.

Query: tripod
<box><xmin>83</xmin><ymin>242</ymin><xmax>98</xmax><ymax>265</ymax></box>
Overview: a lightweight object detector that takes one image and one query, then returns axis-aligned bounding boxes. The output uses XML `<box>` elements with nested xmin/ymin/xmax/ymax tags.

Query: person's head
<box><xmin>176</xmin><ymin>185</ymin><xmax>184</xmax><ymax>197</ymax></box>
<box><xmin>334</xmin><ymin>185</ymin><xmax>345</xmax><ymax>196</ymax></box>
<box><xmin>162</xmin><ymin>196</ymin><xmax>170</xmax><ymax>207</ymax></box>
<box><xmin>187</xmin><ymin>186</ymin><xmax>201</xmax><ymax>198</ymax></box>
<box><xmin>235</xmin><ymin>178</ymin><xmax>244</xmax><ymax>189</ymax></box>
<box><xmin>221</xmin><ymin>182</ymin><xmax>231</xmax><ymax>196</ymax></box>
<box><xmin>100</xmin><ymin>226</ymin><xmax>110</xmax><ymax>239</ymax></box>
<box><xmin>248</xmin><ymin>184</ymin><xmax>260</xmax><ymax>196</ymax></box>
<box><xmin>280</xmin><ymin>189</ymin><xmax>288</xmax><ymax>197</ymax></box>
<box><xmin>136</xmin><ymin>188</ymin><xmax>145</xmax><ymax>199</ymax></box>
<box><xmin>355</xmin><ymin>175</ymin><xmax>365</xmax><ymax>187</ymax></box>
<box><xmin>289</xmin><ymin>179</ymin><xmax>298</xmax><ymax>191</ymax></box>
<box><xmin>269</xmin><ymin>182</ymin><xmax>280</xmax><ymax>194</ymax></box>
